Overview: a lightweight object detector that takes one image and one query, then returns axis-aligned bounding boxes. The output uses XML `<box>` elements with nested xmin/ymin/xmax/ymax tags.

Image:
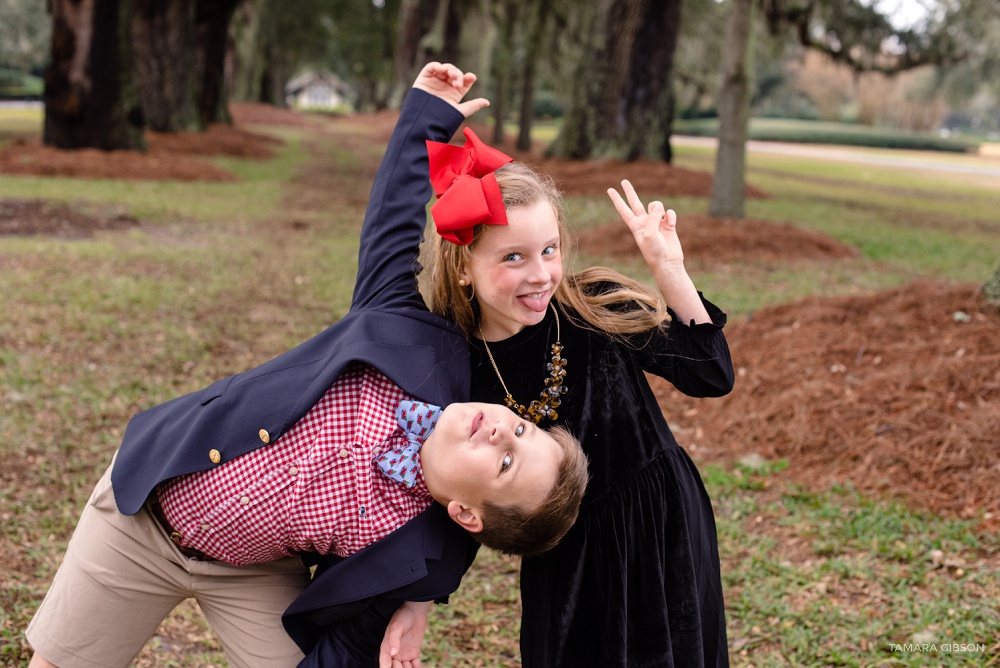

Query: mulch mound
<box><xmin>146</xmin><ymin>123</ymin><xmax>282</xmax><ymax>159</ymax></box>
<box><xmin>0</xmin><ymin>106</ymin><xmax>291</xmax><ymax>182</ymax></box>
<box><xmin>576</xmin><ymin>214</ymin><xmax>859</xmax><ymax>263</ymax></box>
<box><xmin>525</xmin><ymin>157</ymin><xmax>769</xmax><ymax>200</ymax></box>
<box><xmin>0</xmin><ymin>198</ymin><xmax>139</xmax><ymax>238</ymax></box>
<box><xmin>655</xmin><ymin>280</ymin><xmax>1000</xmax><ymax>530</ymax></box>
<box><xmin>0</xmin><ymin>136</ymin><xmax>239</xmax><ymax>181</ymax></box>
<box><xmin>229</xmin><ymin>102</ymin><xmax>326</xmax><ymax>128</ymax></box>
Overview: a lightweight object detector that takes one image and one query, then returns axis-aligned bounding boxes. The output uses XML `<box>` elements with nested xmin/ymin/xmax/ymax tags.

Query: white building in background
<box><xmin>284</xmin><ymin>71</ymin><xmax>354</xmax><ymax>111</ymax></box>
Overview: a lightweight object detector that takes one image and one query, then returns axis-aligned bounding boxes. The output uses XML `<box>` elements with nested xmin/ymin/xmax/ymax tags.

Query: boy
<box><xmin>25</xmin><ymin>63</ymin><xmax>587</xmax><ymax>668</ymax></box>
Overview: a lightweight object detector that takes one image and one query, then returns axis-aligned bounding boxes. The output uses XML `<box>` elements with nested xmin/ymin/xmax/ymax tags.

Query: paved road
<box><xmin>673</xmin><ymin>135</ymin><xmax>1000</xmax><ymax>180</ymax></box>
<box><xmin>0</xmin><ymin>100</ymin><xmax>42</xmax><ymax>110</ymax></box>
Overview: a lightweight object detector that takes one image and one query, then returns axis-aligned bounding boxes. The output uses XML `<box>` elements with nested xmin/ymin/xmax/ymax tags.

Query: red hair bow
<box><xmin>426</xmin><ymin>128</ymin><xmax>514</xmax><ymax>245</ymax></box>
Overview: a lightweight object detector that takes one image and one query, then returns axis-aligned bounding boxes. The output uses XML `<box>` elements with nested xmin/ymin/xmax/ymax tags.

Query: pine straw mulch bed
<box><xmin>0</xmin><ymin>103</ymin><xmax>295</xmax><ymax>182</ymax></box>
<box><xmin>0</xmin><ymin>198</ymin><xmax>140</xmax><ymax>238</ymax></box>
<box><xmin>577</xmin><ymin>214</ymin><xmax>860</xmax><ymax>263</ymax></box>
<box><xmin>653</xmin><ymin>280</ymin><xmax>1000</xmax><ymax>532</ymax></box>
<box><xmin>2</xmin><ymin>104</ymin><xmax>997</xmax><ymax>532</ymax></box>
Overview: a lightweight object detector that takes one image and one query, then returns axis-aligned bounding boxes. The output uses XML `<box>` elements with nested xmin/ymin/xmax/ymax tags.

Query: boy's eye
<box><xmin>501</xmin><ymin>453</ymin><xmax>513</xmax><ymax>473</ymax></box>
<box><xmin>514</xmin><ymin>423</ymin><xmax>525</xmax><ymax>437</ymax></box>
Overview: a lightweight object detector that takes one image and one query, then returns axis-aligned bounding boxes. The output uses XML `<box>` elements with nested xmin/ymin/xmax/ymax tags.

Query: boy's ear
<box><xmin>446</xmin><ymin>500</ymin><xmax>483</xmax><ymax>533</ymax></box>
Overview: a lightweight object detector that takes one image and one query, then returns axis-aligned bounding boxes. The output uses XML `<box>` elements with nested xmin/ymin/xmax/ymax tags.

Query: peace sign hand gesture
<box><xmin>606</xmin><ymin>179</ymin><xmax>712</xmax><ymax>325</ymax></box>
<box><xmin>607</xmin><ymin>179</ymin><xmax>685</xmax><ymax>273</ymax></box>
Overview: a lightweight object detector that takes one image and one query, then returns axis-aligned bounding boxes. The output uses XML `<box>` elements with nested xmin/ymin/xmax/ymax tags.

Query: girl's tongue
<box><xmin>519</xmin><ymin>292</ymin><xmax>549</xmax><ymax>312</ymax></box>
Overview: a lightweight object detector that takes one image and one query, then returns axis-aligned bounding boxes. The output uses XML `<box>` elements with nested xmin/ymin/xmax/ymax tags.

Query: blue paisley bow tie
<box><xmin>375</xmin><ymin>400</ymin><xmax>441</xmax><ymax>488</ymax></box>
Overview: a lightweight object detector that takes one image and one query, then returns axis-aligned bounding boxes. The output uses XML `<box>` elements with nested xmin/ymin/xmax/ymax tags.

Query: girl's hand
<box><xmin>412</xmin><ymin>61</ymin><xmax>490</xmax><ymax>118</ymax></box>
<box><xmin>608</xmin><ymin>180</ymin><xmax>711</xmax><ymax>324</ymax></box>
<box><xmin>379</xmin><ymin>600</ymin><xmax>431</xmax><ymax>668</ymax></box>
<box><xmin>607</xmin><ymin>179</ymin><xmax>685</xmax><ymax>274</ymax></box>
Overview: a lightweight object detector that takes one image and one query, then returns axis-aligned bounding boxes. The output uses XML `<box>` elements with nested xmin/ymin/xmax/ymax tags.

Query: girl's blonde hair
<box><xmin>429</xmin><ymin>162</ymin><xmax>667</xmax><ymax>338</ymax></box>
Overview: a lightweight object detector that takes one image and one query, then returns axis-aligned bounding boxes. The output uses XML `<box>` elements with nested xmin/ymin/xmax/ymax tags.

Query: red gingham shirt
<box><xmin>156</xmin><ymin>363</ymin><xmax>434</xmax><ymax>565</ymax></box>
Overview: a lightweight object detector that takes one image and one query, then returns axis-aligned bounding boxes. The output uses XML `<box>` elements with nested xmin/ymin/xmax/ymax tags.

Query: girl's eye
<box><xmin>514</xmin><ymin>423</ymin><xmax>525</xmax><ymax>437</ymax></box>
<box><xmin>501</xmin><ymin>453</ymin><xmax>513</xmax><ymax>473</ymax></box>
<box><xmin>503</xmin><ymin>252</ymin><xmax>523</xmax><ymax>262</ymax></box>
<box><xmin>542</xmin><ymin>244</ymin><xmax>558</xmax><ymax>256</ymax></box>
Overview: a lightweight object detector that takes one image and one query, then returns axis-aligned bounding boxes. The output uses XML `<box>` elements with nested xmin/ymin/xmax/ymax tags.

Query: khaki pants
<box><xmin>26</xmin><ymin>463</ymin><xmax>311</xmax><ymax>668</ymax></box>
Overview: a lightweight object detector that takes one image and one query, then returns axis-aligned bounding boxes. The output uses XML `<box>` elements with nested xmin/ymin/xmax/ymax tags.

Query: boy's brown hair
<box><xmin>476</xmin><ymin>426</ymin><xmax>589</xmax><ymax>557</ymax></box>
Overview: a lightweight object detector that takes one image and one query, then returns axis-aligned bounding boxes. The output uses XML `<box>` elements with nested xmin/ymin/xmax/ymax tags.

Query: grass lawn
<box><xmin>1</xmin><ymin>108</ymin><xmax>998</xmax><ymax>666</ymax></box>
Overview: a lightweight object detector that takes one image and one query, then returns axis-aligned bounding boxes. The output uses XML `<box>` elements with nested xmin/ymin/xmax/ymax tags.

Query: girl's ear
<box><xmin>456</xmin><ymin>257</ymin><xmax>473</xmax><ymax>288</ymax></box>
<box><xmin>446</xmin><ymin>500</ymin><xmax>483</xmax><ymax>533</ymax></box>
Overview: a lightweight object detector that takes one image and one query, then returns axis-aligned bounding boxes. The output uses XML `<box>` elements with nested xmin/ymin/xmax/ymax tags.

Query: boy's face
<box><xmin>421</xmin><ymin>402</ymin><xmax>563</xmax><ymax>524</ymax></box>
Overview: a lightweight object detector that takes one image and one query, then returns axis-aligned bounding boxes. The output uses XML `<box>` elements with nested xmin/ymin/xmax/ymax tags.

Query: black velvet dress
<box><xmin>469</xmin><ymin>293</ymin><xmax>735</xmax><ymax>668</ymax></box>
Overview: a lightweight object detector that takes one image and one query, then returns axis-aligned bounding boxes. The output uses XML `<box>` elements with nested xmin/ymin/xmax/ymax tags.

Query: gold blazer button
<box><xmin>209</xmin><ymin>449</ymin><xmax>222</xmax><ymax>464</ymax></box>
<box><xmin>258</xmin><ymin>429</ymin><xmax>270</xmax><ymax>444</ymax></box>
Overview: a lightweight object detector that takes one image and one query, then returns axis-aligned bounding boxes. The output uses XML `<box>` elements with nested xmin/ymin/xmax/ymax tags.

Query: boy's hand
<box><xmin>379</xmin><ymin>600</ymin><xmax>432</xmax><ymax>668</ymax></box>
<box><xmin>412</xmin><ymin>61</ymin><xmax>490</xmax><ymax>118</ymax></box>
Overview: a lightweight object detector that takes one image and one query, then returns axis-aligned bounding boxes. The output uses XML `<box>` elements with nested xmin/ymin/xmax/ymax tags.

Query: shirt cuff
<box><xmin>667</xmin><ymin>292</ymin><xmax>728</xmax><ymax>330</ymax></box>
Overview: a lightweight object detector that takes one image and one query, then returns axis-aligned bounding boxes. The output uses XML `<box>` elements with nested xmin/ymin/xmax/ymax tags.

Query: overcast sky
<box><xmin>875</xmin><ymin>0</ymin><xmax>932</xmax><ymax>29</ymax></box>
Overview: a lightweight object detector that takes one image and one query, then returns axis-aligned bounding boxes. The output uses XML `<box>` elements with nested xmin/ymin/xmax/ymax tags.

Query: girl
<box><xmin>427</xmin><ymin>141</ymin><xmax>735</xmax><ymax>666</ymax></box>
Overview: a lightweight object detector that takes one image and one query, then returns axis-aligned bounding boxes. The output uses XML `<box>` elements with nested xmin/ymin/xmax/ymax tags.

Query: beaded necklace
<box><xmin>479</xmin><ymin>304</ymin><xmax>568</xmax><ymax>424</ymax></box>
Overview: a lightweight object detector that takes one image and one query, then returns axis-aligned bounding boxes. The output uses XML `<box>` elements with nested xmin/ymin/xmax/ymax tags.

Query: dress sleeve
<box><xmin>350</xmin><ymin>89</ymin><xmax>465</xmax><ymax>312</ymax></box>
<box><xmin>630</xmin><ymin>293</ymin><xmax>735</xmax><ymax>398</ymax></box>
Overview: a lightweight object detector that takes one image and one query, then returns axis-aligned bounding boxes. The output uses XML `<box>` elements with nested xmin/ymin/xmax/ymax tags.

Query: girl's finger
<box><xmin>621</xmin><ymin>180</ymin><xmax>647</xmax><ymax>217</ymax></box>
<box><xmin>607</xmin><ymin>188</ymin><xmax>635</xmax><ymax>224</ymax></box>
<box><xmin>666</xmin><ymin>209</ymin><xmax>677</xmax><ymax>227</ymax></box>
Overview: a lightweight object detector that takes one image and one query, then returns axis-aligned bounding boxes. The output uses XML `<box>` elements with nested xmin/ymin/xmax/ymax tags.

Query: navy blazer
<box><xmin>109</xmin><ymin>89</ymin><xmax>479</xmax><ymax>664</ymax></box>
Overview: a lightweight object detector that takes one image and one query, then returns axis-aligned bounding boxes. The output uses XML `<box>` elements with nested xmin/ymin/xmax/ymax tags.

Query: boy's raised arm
<box><xmin>349</xmin><ymin>63</ymin><xmax>488</xmax><ymax>312</ymax></box>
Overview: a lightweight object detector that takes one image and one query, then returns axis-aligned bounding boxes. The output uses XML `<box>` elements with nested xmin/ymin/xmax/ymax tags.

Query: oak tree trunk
<box><xmin>516</xmin><ymin>0</ymin><xmax>552</xmax><ymax>152</ymax></box>
<box><xmin>194</xmin><ymin>0</ymin><xmax>241</xmax><ymax>126</ymax></box>
<box><xmin>551</xmin><ymin>0</ymin><xmax>613</xmax><ymax>159</ymax></box>
<box><xmin>227</xmin><ymin>0</ymin><xmax>263</xmax><ymax>103</ymax></box>
<box><xmin>132</xmin><ymin>0</ymin><xmax>198</xmax><ymax>132</ymax></box>
<box><xmin>621</xmin><ymin>0</ymin><xmax>681</xmax><ymax>162</ymax></box>
<box><xmin>709</xmin><ymin>0</ymin><xmax>754</xmax><ymax>218</ymax></box>
<box><xmin>44</xmin><ymin>0</ymin><xmax>145</xmax><ymax>150</ymax></box>
<box><xmin>551</xmin><ymin>0</ymin><xmax>682</xmax><ymax>162</ymax></box>
<box><xmin>491</xmin><ymin>0</ymin><xmax>518</xmax><ymax>146</ymax></box>
<box><xmin>392</xmin><ymin>0</ymin><xmax>468</xmax><ymax>107</ymax></box>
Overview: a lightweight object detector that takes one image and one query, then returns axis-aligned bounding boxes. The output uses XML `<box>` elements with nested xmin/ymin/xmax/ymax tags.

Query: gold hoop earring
<box><xmin>465</xmin><ymin>284</ymin><xmax>476</xmax><ymax>302</ymax></box>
